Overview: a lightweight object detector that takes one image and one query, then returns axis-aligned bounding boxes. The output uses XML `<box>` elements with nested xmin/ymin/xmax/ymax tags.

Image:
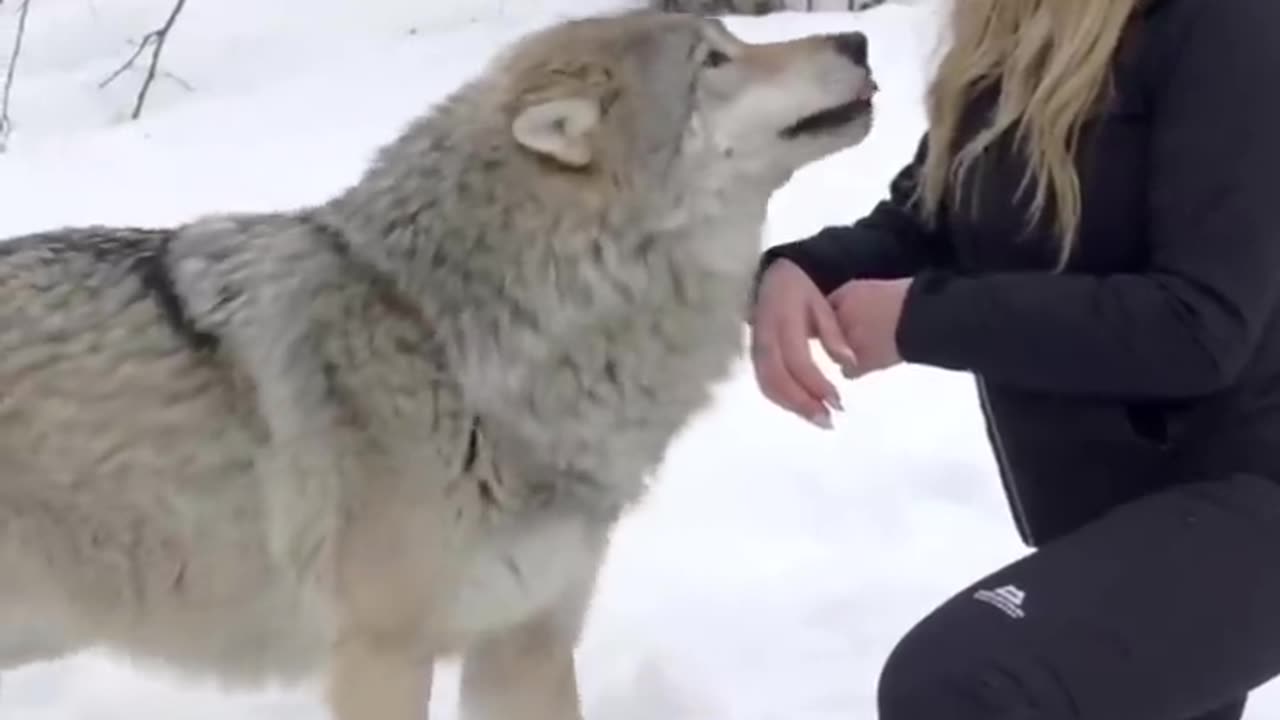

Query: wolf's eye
<box><xmin>703</xmin><ymin>49</ymin><xmax>731</xmax><ymax>68</ymax></box>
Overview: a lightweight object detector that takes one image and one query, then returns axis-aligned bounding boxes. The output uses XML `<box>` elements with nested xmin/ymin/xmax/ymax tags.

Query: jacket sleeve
<box><xmin>757</xmin><ymin>135</ymin><xmax>953</xmax><ymax>296</ymax></box>
<box><xmin>895</xmin><ymin>0</ymin><xmax>1280</xmax><ymax>399</ymax></box>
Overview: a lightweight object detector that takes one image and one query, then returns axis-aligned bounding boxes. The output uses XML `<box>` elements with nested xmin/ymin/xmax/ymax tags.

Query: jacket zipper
<box><xmin>975</xmin><ymin>375</ymin><xmax>1034</xmax><ymax>545</ymax></box>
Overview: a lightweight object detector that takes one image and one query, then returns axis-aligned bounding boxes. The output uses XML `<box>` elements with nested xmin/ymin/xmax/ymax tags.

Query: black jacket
<box><xmin>760</xmin><ymin>0</ymin><xmax>1280</xmax><ymax>547</ymax></box>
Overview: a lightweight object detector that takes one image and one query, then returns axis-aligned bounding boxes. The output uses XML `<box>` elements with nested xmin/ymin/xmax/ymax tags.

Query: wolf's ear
<box><xmin>512</xmin><ymin>97</ymin><xmax>600</xmax><ymax>169</ymax></box>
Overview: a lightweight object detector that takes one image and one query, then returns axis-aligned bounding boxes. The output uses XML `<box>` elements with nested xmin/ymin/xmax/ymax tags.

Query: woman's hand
<box><xmin>749</xmin><ymin>259</ymin><xmax>858</xmax><ymax>428</ymax></box>
<box><xmin>828</xmin><ymin>277</ymin><xmax>913</xmax><ymax>378</ymax></box>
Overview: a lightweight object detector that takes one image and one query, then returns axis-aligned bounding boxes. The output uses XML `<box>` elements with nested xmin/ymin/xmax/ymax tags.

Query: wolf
<box><xmin>0</xmin><ymin>10</ymin><xmax>876</xmax><ymax>720</ymax></box>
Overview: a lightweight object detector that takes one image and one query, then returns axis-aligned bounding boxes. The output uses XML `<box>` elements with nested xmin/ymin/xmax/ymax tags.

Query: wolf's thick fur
<box><xmin>0</xmin><ymin>11</ymin><xmax>875</xmax><ymax>719</ymax></box>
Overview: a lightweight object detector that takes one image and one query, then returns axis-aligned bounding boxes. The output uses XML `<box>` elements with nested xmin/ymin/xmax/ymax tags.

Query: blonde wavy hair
<box><xmin>918</xmin><ymin>0</ymin><xmax>1142</xmax><ymax>266</ymax></box>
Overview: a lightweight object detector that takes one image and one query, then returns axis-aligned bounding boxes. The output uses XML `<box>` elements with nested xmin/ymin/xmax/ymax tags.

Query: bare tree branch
<box><xmin>0</xmin><ymin>0</ymin><xmax>32</xmax><ymax>152</ymax></box>
<box><xmin>99</xmin><ymin>31</ymin><xmax>158</xmax><ymax>90</ymax></box>
<box><xmin>131</xmin><ymin>0</ymin><xmax>188</xmax><ymax>120</ymax></box>
<box><xmin>99</xmin><ymin>0</ymin><xmax>189</xmax><ymax>120</ymax></box>
<box><xmin>161</xmin><ymin>70</ymin><xmax>193</xmax><ymax>92</ymax></box>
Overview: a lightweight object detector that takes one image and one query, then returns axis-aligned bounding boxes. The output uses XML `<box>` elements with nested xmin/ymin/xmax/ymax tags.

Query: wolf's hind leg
<box><xmin>0</xmin><ymin>622</ymin><xmax>74</xmax><ymax>671</ymax></box>
<box><xmin>0</xmin><ymin>621</ymin><xmax>77</xmax><ymax>705</ymax></box>
<box><xmin>0</xmin><ymin>500</ymin><xmax>79</xmax><ymax>674</ymax></box>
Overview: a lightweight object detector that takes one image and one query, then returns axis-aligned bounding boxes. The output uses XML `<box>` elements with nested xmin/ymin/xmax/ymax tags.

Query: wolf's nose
<box><xmin>832</xmin><ymin>31</ymin><xmax>868</xmax><ymax>67</ymax></box>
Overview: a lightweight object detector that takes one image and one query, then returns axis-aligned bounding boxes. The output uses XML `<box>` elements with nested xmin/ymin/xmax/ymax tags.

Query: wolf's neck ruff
<box><xmin>296</xmin><ymin>212</ymin><xmax>430</xmax><ymax>332</ymax></box>
<box><xmin>308</xmin><ymin>83</ymin><xmax>762</xmax><ymax>501</ymax></box>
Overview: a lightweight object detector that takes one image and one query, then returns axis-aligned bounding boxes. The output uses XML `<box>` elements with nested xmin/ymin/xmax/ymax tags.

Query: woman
<box><xmin>750</xmin><ymin>0</ymin><xmax>1280</xmax><ymax>717</ymax></box>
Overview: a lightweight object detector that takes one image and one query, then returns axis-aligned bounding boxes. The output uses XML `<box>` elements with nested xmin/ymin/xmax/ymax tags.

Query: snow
<box><xmin>0</xmin><ymin>0</ymin><xmax>1277</xmax><ymax>718</ymax></box>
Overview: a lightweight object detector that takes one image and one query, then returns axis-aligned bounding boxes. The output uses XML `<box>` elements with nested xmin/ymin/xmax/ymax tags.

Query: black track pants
<box><xmin>877</xmin><ymin>474</ymin><xmax>1280</xmax><ymax>720</ymax></box>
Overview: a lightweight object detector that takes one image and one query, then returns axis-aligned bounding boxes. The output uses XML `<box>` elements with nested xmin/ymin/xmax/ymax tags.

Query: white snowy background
<box><xmin>1</xmin><ymin>0</ymin><xmax>1277</xmax><ymax>718</ymax></box>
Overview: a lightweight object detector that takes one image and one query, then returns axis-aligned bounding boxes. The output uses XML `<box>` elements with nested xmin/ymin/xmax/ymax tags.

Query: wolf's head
<box><xmin>325</xmin><ymin>11</ymin><xmax>877</xmax><ymax>436</ymax></box>
<box><xmin>490</xmin><ymin>11</ymin><xmax>876</xmax><ymax>187</ymax></box>
<box><xmin>334</xmin><ymin>10</ymin><xmax>878</xmax><ymax>331</ymax></box>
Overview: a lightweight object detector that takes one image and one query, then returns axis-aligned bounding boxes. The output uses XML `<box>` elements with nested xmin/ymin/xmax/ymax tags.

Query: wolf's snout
<box><xmin>832</xmin><ymin>31</ymin><xmax>868</xmax><ymax>67</ymax></box>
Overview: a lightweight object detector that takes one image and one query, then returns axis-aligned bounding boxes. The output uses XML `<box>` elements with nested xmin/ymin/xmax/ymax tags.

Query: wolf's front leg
<box><xmin>458</xmin><ymin>607</ymin><xmax>586</xmax><ymax>720</ymax></box>
<box><xmin>321</xmin><ymin>487</ymin><xmax>448</xmax><ymax>720</ymax></box>
<box><xmin>326</xmin><ymin>633</ymin><xmax>434</xmax><ymax>720</ymax></box>
<box><xmin>457</xmin><ymin>544</ymin><xmax>604</xmax><ymax>720</ymax></box>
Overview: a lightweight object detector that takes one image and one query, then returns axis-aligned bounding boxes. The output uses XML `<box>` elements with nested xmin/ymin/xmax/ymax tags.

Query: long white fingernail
<box><xmin>811</xmin><ymin>412</ymin><xmax>833</xmax><ymax>430</ymax></box>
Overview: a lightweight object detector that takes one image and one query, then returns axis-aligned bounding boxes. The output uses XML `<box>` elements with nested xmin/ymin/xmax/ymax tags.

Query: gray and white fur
<box><xmin>0</xmin><ymin>11</ymin><xmax>876</xmax><ymax>720</ymax></box>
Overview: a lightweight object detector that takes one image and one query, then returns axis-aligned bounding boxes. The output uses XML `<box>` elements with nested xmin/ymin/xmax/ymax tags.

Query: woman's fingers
<box><xmin>748</xmin><ymin>258</ymin><xmax>850</xmax><ymax>428</ymax></box>
<box><xmin>751</xmin><ymin>320</ymin><xmax>833</xmax><ymax>426</ymax></box>
<box><xmin>808</xmin><ymin>295</ymin><xmax>858</xmax><ymax>379</ymax></box>
<box><xmin>776</xmin><ymin>314</ymin><xmax>840</xmax><ymax>424</ymax></box>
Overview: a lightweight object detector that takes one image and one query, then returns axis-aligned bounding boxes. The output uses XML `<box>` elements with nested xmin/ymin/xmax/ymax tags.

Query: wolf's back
<box><xmin>0</xmin><ymin>227</ymin><xmax>251</xmax><ymax>487</ymax></box>
<box><xmin>0</xmin><ymin>227</ymin><xmax>211</xmax><ymax>369</ymax></box>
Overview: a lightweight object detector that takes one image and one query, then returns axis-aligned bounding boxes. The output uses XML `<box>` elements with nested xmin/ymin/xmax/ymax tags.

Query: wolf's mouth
<box><xmin>780</xmin><ymin>97</ymin><xmax>873</xmax><ymax>140</ymax></box>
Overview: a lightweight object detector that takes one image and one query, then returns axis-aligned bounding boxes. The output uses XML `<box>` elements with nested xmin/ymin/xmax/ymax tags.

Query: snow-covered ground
<box><xmin>1</xmin><ymin>1</ymin><xmax>1276</xmax><ymax>718</ymax></box>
